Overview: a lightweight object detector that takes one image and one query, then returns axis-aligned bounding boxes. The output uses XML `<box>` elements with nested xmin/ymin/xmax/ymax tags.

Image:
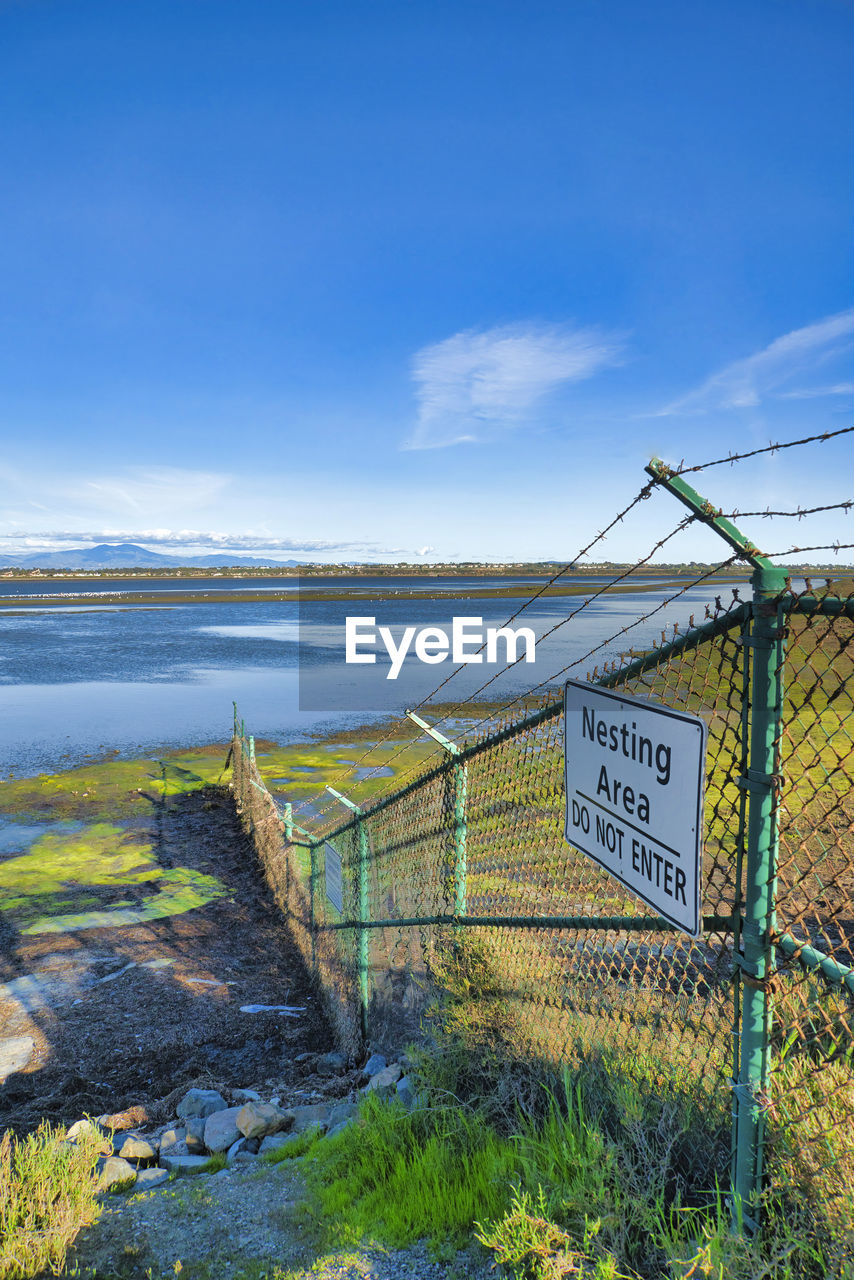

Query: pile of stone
<box><xmin>64</xmin><ymin>1051</ymin><xmax>417</xmax><ymax>1194</ymax></box>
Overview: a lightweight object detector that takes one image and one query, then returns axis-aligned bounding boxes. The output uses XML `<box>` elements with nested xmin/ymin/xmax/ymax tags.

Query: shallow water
<box><xmin>0</xmin><ymin>574</ymin><xmax>750</xmax><ymax>777</ymax></box>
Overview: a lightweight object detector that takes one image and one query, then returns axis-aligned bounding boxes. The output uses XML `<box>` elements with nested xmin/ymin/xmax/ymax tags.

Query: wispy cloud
<box><xmin>83</xmin><ymin>467</ymin><xmax>231</xmax><ymax>513</ymax></box>
<box><xmin>778</xmin><ymin>382</ymin><xmax>854</xmax><ymax>401</ymax></box>
<box><xmin>654</xmin><ymin>308</ymin><xmax>854</xmax><ymax>417</ymax></box>
<box><xmin>405</xmin><ymin>321</ymin><xmax>624</xmax><ymax>449</ymax></box>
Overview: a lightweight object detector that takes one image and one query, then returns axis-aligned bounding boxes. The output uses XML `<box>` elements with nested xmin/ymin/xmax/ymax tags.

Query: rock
<box><xmin>99</xmin><ymin>1156</ymin><xmax>137</xmax><ymax>1192</ymax></box>
<box><xmin>226</xmin><ymin>1138</ymin><xmax>248</xmax><ymax>1164</ymax></box>
<box><xmin>237</xmin><ymin>1101</ymin><xmax>292</xmax><ymax>1140</ymax></box>
<box><xmin>327</xmin><ymin>1102</ymin><xmax>359</xmax><ymax>1128</ymax></box>
<box><xmin>231</xmin><ymin>1151</ymin><xmax>258</xmax><ymax>1164</ymax></box>
<box><xmin>160</xmin><ymin>1139</ymin><xmax>189</xmax><ymax>1158</ymax></box>
<box><xmin>326</xmin><ymin>1119</ymin><xmax>355</xmax><ymax>1139</ymax></box>
<box><xmin>176</xmin><ymin>1088</ymin><xmax>227</xmax><ymax>1121</ymax></box>
<box><xmin>158</xmin><ymin>1154</ymin><xmax>210</xmax><ymax>1174</ymax></box>
<box><xmin>135</xmin><ymin>1167</ymin><xmax>170</xmax><ymax>1189</ymax></box>
<box><xmin>159</xmin><ymin>1127</ymin><xmax>186</xmax><ymax>1152</ymax></box>
<box><xmin>361</xmin><ymin>1052</ymin><xmax>387</xmax><ymax>1077</ymax></box>
<box><xmin>116</xmin><ymin>1135</ymin><xmax>158</xmax><ymax>1163</ymax></box>
<box><xmin>396</xmin><ymin>1076</ymin><xmax>416</xmax><ymax>1107</ymax></box>
<box><xmin>294</xmin><ymin>1051</ymin><xmax>314</xmax><ymax>1064</ymax></box>
<box><xmin>284</xmin><ymin>1103</ymin><xmax>331</xmax><ymax>1133</ymax></box>
<box><xmin>232</xmin><ymin>1088</ymin><xmax>261</xmax><ymax>1103</ymax></box>
<box><xmin>185</xmin><ymin>1118</ymin><xmax>207</xmax><ymax>1153</ymax></box>
<box><xmin>367</xmin><ymin>1064</ymin><xmax>403</xmax><ymax>1097</ymax></box>
<box><xmin>203</xmin><ymin>1106</ymin><xmax>242</xmax><ymax>1153</ymax></box>
<box><xmin>316</xmin><ymin>1051</ymin><xmax>347</xmax><ymax>1076</ymax></box>
<box><xmin>259</xmin><ymin>1132</ymin><xmax>301</xmax><ymax>1155</ymax></box>
<box><xmin>66</xmin><ymin>1119</ymin><xmax>104</xmax><ymax>1145</ymax></box>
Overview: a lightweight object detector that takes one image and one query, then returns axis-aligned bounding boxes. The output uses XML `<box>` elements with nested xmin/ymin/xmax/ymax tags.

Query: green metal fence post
<box><xmin>733</xmin><ymin>560</ymin><xmax>787</xmax><ymax>1229</ymax></box>
<box><xmin>406</xmin><ymin>710</ymin><xmax>467</xmax><ymax>916</ymax></box>
<box><xmin>326</xmin><ymin>785</ymin><xmax>370</xmax><ymax>1043</ymax></box>
<box><xmin>308</xmin><ymin>839</ymin><xmax>318</xmax><ymax>974</ymax></box>
<box><xmin>645</xmin><ymin>457</ymin><xmax>788</xmax><ymax>1232</ymax></box>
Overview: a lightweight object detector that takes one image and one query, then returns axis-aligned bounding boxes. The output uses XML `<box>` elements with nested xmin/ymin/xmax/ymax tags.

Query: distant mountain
<box><xmin>0</xmin><ymin>543</ymin><xmax>308</xmax><ymax>570</ymax></box>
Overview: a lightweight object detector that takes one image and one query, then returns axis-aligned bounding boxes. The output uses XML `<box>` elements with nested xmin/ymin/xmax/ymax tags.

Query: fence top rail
<box><xmin>785</xmin><ymin>592</ymin><xmax>854</xmax><ymax>617</ymax></box>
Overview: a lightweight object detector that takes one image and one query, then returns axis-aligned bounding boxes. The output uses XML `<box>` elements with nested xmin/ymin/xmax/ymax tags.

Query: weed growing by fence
<box><xmin>0</xmin><ymin>1122</ymin><xmax>103</xmax><ymax>1280</ymax></box>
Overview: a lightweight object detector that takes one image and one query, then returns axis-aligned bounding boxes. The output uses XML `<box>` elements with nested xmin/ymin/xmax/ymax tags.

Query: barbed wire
<box><xmin>669</xmin><ymin>425</ymin><xmax>854</xmax><ymax>476</ymax></box>
<box><xmin>308</xmin><ymin>517</ymin><xmax>724</xmax><ymax>824</ymax></box>
<box><xmin>410</xmin><ymin>513</ymin><xmax>698</xmax><ymax>718</ymax></box>
<box><xmin>295</xmin><ymin>508</ymin><xmax>697</xmax><ymax>823</ymax></box>
<box><xmin>292</xmin><ymin>426</ymin><xmax>854</xmax><ymax>823</ymax></box>
<box><xmin>719</xmin><ymin>500</ymin><xmax>853</xmax><ymax>519</ymax></box>
<box><xmin>460</xmin><ymin>556</ymin><xmax>743</xmax><ymax>743</ymax></box>
<box><xmin>761</xmin><ymin>541</ymin><xmax>854</xmax><ymax>559</ymax></box>
<box><xmin>339</xmin><ymin>555</ymin><xmax>742</xmax><ymax>820</ymax></box>
<box><xmin>292</xmin><ymin>475</ymin><xmax>664</xmax><ymax>818</ymax></box>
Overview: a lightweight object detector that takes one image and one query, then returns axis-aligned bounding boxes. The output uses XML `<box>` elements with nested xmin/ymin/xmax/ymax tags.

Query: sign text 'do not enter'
<box><xmin>564</xmin><ymin>679</ymin><xmax>707</xmax><ymax>937</ymax></box>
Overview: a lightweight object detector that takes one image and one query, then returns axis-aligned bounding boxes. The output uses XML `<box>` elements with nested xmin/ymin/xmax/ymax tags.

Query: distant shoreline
<box><xmin>0</xmin><ymin>570</ymin><xmax>759</xmax><ymax>610</ymax></box>
<box><xmin>0</xmin><ymin>561</ymin><xmax>826</xmax><ymax>584</ymax></box>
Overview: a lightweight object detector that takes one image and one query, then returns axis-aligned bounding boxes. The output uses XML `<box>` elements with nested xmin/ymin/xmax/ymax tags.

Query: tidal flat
<box><xmin>0</xmin><ymin>720</ymin><xmax>440</xmax><ymax>939</ymax></box>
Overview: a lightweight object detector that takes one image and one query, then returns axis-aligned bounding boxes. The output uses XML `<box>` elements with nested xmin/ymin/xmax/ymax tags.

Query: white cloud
<box><xmin>654</xmin><ymin>308</ymin><xmax>854</xmax><ymax>417</ymax></box>
<box><xmin>405</xmin><ymin>321</ymin><xmax>624</xmax><ymax>449</ymax></box>
<box><xmin>0</xmin><ymin>529</ymin><xmax>396</xmax><ymax>555</ymax></box>
<box><xmin>83</xmin><ymin>467</ymin><xmax>230</xmax><ymax>513</ymax></box>
<box><xmin>778</xmin><ymin>382</ymin><xmax>854</xmax><ymax>400</ymax></box>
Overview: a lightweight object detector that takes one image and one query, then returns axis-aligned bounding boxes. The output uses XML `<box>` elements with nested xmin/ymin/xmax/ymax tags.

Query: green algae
<box><xmin>252</xmin><ymin>738</ymin><xmax>438</xmax><ymax>806</ymax></box>
<box><xmin>0</xmin><ymin>823</ymin><xmax>160</xmax><ymax>890</ymax></box>
<box><xmin>0</xmin><ymin>744</ymin><xmax>232</xmax><ymax>823</ymax></box>
<box><xmin>17</xmin><ymin>867</ymin><xmax>228</xmax><ymax>935</ymax></box>
<box><xmin>0</xmin><ymin>821</ymin><xmax>228</xmax><ymax>934</ymax></box>
<box><xmin>0</xmin><ymin>720</ymin><xmax>462</xmax><ymax>936</ymax></box>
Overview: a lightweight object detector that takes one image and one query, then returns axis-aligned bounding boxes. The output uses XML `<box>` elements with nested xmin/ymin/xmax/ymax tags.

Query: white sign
<box><xmin>564</xmin><ymin>679</ymin><xmax>707</xmax><ymax>937</ymax></box>
<box><xmin>325</xmin><ymin>842</ymin><xmax>344</xmax><ymax>914</ymax></box>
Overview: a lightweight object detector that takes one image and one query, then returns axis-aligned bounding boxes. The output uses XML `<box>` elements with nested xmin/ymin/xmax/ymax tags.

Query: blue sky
<box><xmin>1</xmin><ymin>0</ymin><xmax>853</xmax><ymax>564</ymax></box>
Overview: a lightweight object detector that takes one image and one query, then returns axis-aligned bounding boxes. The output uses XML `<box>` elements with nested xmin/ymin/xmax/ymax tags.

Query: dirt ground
<box><xmin>0</xmin><ymin>787</ymin><xmax>339</xmax><ymax>1133</ymax></box>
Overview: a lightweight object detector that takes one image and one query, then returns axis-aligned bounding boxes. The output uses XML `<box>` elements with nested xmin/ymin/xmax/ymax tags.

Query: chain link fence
<box><xmin>231</xmin><ymin>572</ymin><xmax>853</xmax><ymax>1256</ymax></box>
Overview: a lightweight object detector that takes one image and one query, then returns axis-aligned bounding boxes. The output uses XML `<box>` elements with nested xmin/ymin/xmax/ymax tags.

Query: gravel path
<box><xmin>65</xmin><ymin>1157</ymin><xmax>494</xmax><ymax>1279</ymax></box>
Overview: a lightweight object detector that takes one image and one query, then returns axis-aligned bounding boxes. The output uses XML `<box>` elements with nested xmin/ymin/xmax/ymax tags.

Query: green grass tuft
<box><xmin>0</xmin><ymin>1121</ymin><xmax>103</xmax><ymax>1280</ymax></box>
<box><xmin>304</xmin><ymin>1092</ymin><xmax>516</xmax><ymax>1249</ymax></box>
<box><xmin>261</xmin><ymin>1127</ymin><xmax>323</xmax><ymax>1163</ymax></box>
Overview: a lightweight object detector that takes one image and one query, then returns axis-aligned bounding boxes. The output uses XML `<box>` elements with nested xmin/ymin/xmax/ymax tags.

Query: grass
<box><xmin>292</xmin><ymin>1050</ymin><xmax>853</xmax><ymax>1280</ymax></box>
<box><xmin>261</xmin><ymin>1128</ymin><xmax>324</xmax><ymax>1163</ymax></box>
<box><xmin>303</xmin><ymin>1091</ymin><xmax>517</xmax><ymax>1250</ymax></box>
<box><xmin>0</xmin><ymin>1122</ymin><xmax>104</xmax><ymax>1280</ymax></box>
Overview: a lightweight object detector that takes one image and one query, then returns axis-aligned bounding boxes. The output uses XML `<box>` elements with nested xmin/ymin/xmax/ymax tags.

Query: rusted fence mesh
<box><xmin>231</xmin><ymin>581</ymin><xmax>853</xmax><ymax>1255</ymax></box>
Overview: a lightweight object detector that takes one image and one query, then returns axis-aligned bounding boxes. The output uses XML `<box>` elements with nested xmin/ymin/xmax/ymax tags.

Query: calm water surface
<box><xmin>0</xmin><ymin>575</ymin><xmax>751</xmax><ymax>777</ymax></box>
